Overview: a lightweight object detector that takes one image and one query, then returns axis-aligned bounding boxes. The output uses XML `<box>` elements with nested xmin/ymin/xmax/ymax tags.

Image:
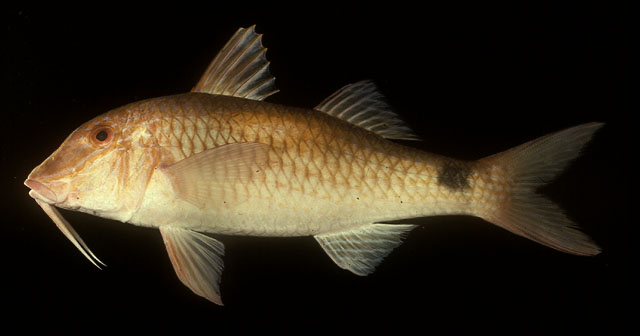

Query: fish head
<box><xmin>25</xmin><ymin>107</ymin><xmax>159</xmax><ymax>222</ymax></box>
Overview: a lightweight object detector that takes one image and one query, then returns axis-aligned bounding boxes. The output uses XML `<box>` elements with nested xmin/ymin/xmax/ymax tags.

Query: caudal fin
<box><xmin>477</xmin><ymin>123</ymin><xmax>603</xmax><ymax>256</ymax></box>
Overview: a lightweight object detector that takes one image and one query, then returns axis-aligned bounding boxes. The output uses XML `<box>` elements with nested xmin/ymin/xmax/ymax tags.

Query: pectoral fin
<box><xmin>314</xmin><ymin>224</ymin><xmax>417</xmax><ymax>276</ymax></box>
<box><xmin>161</xmin><ymin>142</ymin><xmax>270</xmax><ymax>209</ymax></box>
<box><xmin>159</xmin><ymin>226</ymin><xmax>225</xmax><ymax>305</ymax></box>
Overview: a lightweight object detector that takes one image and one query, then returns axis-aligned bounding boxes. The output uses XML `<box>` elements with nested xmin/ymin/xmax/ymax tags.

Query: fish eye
<box><xmin>96</xmin><ymin>130</ymin><xmax>108</xmax><ymax>141</ymax></box>
<box><xmin>91</xmin><ymin>126</ymin><xmax>114</xmax><ymax>145</ymax></box>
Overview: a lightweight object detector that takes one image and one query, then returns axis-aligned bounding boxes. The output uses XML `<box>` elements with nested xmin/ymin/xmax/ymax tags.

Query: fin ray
<box><xmin>192</xmin><ymin>25</ymin><xmax>278</xmax><ymax>100</ymax></box>
<box><xmin>314</xmin><ymin>81</ymin><xmax>419</xmax><ymax>140</ymax></box>
<box><xmin>160</xmin><ymin>226</ymin><xmax>225</xmax><ymax>305</ymax></box>
<box><xmin>160</xmin><ymin>142</ymin><xmax>270</xmax><ymax>208</ymax></box>
<box><xmin>478</xmin><ymin>123</ymin><xmax>604</xmax><ymax>255</ymax></box>
<box><xmin>314</xmin><ymin>224</ymin><xmax>416</xmax><ymax>276</ymax></box>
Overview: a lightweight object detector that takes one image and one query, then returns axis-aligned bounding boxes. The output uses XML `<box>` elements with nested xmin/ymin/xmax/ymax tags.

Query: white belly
<box><xmin>127</xmin><ymin>167</ymin><xmax>471</xmax><ymax>237</ymax></box>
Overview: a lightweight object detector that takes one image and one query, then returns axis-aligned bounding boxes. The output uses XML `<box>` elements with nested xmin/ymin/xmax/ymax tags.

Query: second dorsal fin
<box><xmin>192</xmin><ymin>26</ymin><xmax>279</xmax><ymax>101</ymax></box>
<box><xmin>314</xmin><ymin>80</ymin><xmax>420</xmax><ymax>140</ymax></box>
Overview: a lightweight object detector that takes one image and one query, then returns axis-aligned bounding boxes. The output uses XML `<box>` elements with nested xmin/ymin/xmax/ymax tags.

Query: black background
<box><xmin>3</xmin><ymin>3</ymin><xmax>633</xmax><ymax>333</ymax></box>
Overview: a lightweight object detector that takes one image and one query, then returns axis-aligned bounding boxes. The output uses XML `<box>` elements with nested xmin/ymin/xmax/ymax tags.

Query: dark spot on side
<box><xmin>437</xmin><ymin>160</ymin><xmax>471</xmax><ymax>191</ymax></box>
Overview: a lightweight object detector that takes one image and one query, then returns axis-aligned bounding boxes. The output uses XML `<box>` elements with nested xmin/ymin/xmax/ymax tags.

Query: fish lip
<box><xmin>25</xmin><ymin>179</ymin><xmax>58</xmax><ymax>204</ymax></box>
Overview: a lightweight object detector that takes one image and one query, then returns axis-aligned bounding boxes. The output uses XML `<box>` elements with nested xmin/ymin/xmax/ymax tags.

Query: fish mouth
<box><xmin>25</xmin><ymin>178</ymin><xmax>105</xmax><ymax>269</ymax></box>
<box><xmin>25</xmin><ymin>179</ymin><xmax>59</xmax><ymax>204</ymax></box>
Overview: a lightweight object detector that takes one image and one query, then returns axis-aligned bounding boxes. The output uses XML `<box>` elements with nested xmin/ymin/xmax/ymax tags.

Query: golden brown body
<box><xmin>25</xmin><ymin>26</ymin><xmax>601</xmax><ymax>305</ymax></box>
<box><xmin>121</xmin><ymin>93</ymin><xmax>477</xmax><ymax>236</ymax></box>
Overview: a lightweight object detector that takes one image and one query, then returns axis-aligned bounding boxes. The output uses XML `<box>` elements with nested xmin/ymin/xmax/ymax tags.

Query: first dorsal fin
<box><xmin>314</xmin><ymin>80</ymin><xmax>420</xmax><ymax>140</ymax></box>
<box><xmin>192</xmin><ymin>25</ymin><xmax>279</xmax><ymax>100</ymax></box>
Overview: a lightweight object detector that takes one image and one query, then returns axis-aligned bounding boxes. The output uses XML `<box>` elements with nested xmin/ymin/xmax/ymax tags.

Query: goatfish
<box><xmin>25</xmin><ymin>26</ymin><xmax>602</xmax><ymax>305</ymax></box>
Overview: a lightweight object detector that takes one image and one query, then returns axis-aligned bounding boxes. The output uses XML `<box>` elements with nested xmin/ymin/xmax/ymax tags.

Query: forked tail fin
<box><xmin>476</xmin><ymin>123</ymin><xmax>604</xmax><ymax>256</ymax></box>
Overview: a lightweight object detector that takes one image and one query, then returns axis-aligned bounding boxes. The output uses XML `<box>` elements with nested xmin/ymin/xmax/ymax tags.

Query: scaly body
<box><xmin>25</xmin><ymin>26</ymin><xmax>601</xmax><ymax>305</ymax></box>
<box><xmin>125</xmin><ymin>93</ymin><xmax>482</xmax><ymax>236</ymax></box>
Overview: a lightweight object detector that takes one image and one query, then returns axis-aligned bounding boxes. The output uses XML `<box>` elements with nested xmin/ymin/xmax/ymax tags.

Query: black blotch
<box><xmin>437</xmin><ymin>160</ymin><xmax>471</xmax><ymax>191</ymax></box>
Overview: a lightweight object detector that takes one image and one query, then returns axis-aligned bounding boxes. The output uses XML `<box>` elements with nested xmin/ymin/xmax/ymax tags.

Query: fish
<box><xmin>24</xmin><ymin>25</ymin><xmax>603</xmax><ymax>305</ymax></box>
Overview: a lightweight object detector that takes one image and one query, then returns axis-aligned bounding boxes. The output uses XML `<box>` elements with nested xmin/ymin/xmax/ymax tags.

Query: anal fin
<box><xmin>314</xmin><ymin>224</ymin><xmax>416</xmax><ymax>276</ymax></box>
<box><xmin>159</xmin><ymin>226</ymin><xmax>225</xmax><ymax>305</ymax></box>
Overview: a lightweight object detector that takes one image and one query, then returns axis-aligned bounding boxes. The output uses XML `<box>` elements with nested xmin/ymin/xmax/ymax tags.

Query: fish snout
<box><xmin>25</xmin><ymin>179</ymin><xmax>67</xmax><ymax>204</ymax></box>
